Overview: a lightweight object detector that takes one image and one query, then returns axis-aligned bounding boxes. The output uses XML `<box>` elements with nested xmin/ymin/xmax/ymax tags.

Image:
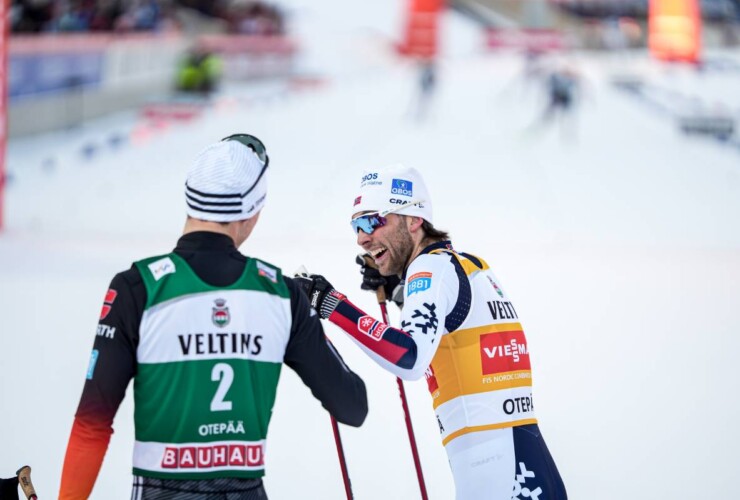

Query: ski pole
<box><xmin>295</xmin><ymin>266</ymin><xmax>354</xmax><ymax>499</ymax></box>
<box><xmin>330</xmin><ymin>416</ymin><xmax>354</xmax><ymax>499</ymax></box>
<box><xmin>374</xmin><ymin>286</ymin><xmax>429</xmax><ymax>500</ymax></box>
<box><xmin>16</xmin><ymin>466</ymin><xmax>37</xmax><ymax>500</ymax></box>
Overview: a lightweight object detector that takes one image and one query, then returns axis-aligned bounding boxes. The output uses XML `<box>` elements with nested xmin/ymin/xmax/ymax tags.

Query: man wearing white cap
<box><xmin>60</xmin><ymin>135</ymin><xmax>368</xmax><ymax>499</ymax></box>
<box><xmin>296</xmin><ymin>165</ymin><xmax>566</xmax><ymax>499</ymax></box>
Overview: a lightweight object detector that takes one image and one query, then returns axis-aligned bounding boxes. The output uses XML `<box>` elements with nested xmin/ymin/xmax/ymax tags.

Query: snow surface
<box><xmin>2</xmin><ymin>1</ymin><xmax>740</xmax><ymax>498</ymax></box>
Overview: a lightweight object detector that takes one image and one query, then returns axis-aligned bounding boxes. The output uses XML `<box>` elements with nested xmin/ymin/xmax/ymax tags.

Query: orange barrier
<box><xmin>649</xmin><ymin>0</ymin><xmax>702</xmax><ymax>63</ymax></box>
<box><xmin>397</xmin><ymin>0</ymin><xmax>443</xmax><ymax>59</ymax></box>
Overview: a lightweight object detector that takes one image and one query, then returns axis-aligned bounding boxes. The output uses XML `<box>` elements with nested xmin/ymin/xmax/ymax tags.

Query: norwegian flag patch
<box><xmin>357</xmin><ymin>315</ymin><xmax>387</xmax><ymax>341</ymax></box>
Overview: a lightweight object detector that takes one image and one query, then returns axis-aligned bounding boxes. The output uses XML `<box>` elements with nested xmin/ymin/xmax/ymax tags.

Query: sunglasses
<box><xmin>222</xmin><ymin>133</ymin><xmax>270</xmax><ymax>196</ymax></box>
<box><xmin>351</xmin><ymin>199</ymin><xmax>425</xmax><ymax>235</ymax></box>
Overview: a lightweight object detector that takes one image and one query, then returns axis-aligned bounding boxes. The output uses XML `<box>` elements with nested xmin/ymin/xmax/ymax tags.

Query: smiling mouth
<box><xmin>369</xmin><ymin>247</ymin><xmax>388</xmax><ymax>261</ymax></box>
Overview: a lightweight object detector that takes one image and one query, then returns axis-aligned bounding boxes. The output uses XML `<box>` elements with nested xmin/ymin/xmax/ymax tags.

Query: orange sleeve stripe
<box><xmin>59</xmin><ymin>418</ymin><xmax>113</xmax><ymax>500</ymax></box>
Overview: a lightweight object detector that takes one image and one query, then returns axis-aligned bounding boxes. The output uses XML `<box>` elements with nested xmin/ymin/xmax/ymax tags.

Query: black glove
<box><xmin>356</xmin><ymin>254</ymin><xmax>404</xmax><ymax>308</ymax></box>
<box><xmin>0</xmin><ymin>476</ymin><xmax>19</xmax><ymax>500</ymax></box>
<box><xmin>294</xmin><ymin>269</ymin><xmax>346</xmax><ymax>319</ymax></box>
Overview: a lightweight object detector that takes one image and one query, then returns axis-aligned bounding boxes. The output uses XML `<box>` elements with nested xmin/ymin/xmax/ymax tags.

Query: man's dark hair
<box><xmin>421</xmin><ymin>220</ymin><xmax>450</xmax><ymax>241</ymax></box>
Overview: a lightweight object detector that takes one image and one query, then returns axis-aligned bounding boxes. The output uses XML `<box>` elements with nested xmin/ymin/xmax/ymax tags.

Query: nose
<box><xmin>357</xmin><ymin>228</ymin><xmax>372</xmax><ymax>248</ymax></box>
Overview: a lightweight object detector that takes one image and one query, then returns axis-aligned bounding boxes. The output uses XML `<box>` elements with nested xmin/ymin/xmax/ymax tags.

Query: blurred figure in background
<box><xmin>226</xmin><ymin>0</ymin><xmax>284</xmax><ymax>35</ymax></box>
<box><xmin>410</xmin><ymin>58</ymin><xmax>437</xmax><ymax>122</ymax></box>
<box><xmin>176</xmin><ymin>47</ymin><xmax>223</xmax><ymax>94</ymax></box>
<box><xmin>527</xmin><ymin>61</ymin><xmax>582</xmax><ymax>140</ymax></box>
<box><xmin>544</xmin><ymin>65</ymin><xmax>578</xmax><ymax>120</ymax></box>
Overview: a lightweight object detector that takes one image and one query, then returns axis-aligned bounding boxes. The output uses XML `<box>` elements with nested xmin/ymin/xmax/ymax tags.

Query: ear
<box><xmin>407</xmin><ymin>216</ymin><xmax>424</xmax><ymax>233</ymax></box>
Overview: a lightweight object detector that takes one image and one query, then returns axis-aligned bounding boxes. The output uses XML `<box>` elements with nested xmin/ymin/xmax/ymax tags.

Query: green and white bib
<box><xmin>131</xmin><ymin>253</ymin><xmax>291</xmax><ymax>479</ymax></box>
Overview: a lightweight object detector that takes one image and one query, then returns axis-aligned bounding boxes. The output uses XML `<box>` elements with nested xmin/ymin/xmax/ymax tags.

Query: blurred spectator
<box><xmin>114</xmin><ymin>0</ymin><xmax>161</xmax><ymax>31</ymax></box>
<box><xmin>176</xmin><ymin>48</ymin><xmax>223</xmax><ymax>94</ymax></box>
<box><xmin>51</xmin><ymin>0</ymin><xmax>93</xmax><ymax>32</ymax></box>
<box><xmin>88</xmin><ymin>0</ymin><xmax>123</xmax><ymax>31</ymax></box>
<box><xmin>176</xmin><ymin>0</ymin><xmax>226</xmax><ymax>17</ymax></box>
<box><xmin>11</xmin><ymin>0</ymin><xmax>55</xmax><ymax>32</ymax></box>
<box><xmin>225</xmin><ymin>0</ymin><xmax>284</xmax><ymax>35</ymax></box>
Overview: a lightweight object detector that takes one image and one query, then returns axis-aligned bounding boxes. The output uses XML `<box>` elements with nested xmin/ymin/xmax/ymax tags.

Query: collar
<box><xmin>175</xmin><ymin>231</ymin><xmax>238</xmax><ymax>252</ymax></box>
<box><xmin>401</xmin><ymin>240</ymin><xmax>453</xmax><ymax>279</ymax></box>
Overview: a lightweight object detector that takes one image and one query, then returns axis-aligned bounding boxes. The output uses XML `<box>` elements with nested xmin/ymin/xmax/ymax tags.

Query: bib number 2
<box><xmin>211</xmin><ymin>363</ymin><xmax>234</xmax><ymax>411</ymax></box>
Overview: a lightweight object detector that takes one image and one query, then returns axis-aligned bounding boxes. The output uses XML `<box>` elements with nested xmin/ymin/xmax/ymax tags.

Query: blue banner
<box><xmin>9</xmin><ymin>52</ymin><xmax>104</xmax><ymax>100</ymax></box>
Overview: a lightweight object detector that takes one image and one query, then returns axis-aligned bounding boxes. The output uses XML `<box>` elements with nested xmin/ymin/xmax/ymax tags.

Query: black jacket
<box><xmin>74</xmin><ymin>231</ymin><xmax>368</xmax><ymax>435</ymax></box>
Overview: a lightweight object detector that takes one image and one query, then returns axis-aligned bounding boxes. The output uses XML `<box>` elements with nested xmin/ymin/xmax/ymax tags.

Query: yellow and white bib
<box><xmin>403</xmin><ymin>248</ymin><xmax>537</xmax><ymax>446</ymax></box>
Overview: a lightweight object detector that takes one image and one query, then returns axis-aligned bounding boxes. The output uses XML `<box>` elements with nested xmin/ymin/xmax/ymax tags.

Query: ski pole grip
<box><xmin>16</xmin><ymin>466</ymin><xmax>37</xmax><ymax>500</ymax></box>
<box><xmin>375</xmin><ymin>286</ymin><xmax>387</xmax><ymax>304</ymax></box>
<box><xmin>357</xmin><ymin>254</ymin><xmax>388</xmax><ymax>304</ymax></box>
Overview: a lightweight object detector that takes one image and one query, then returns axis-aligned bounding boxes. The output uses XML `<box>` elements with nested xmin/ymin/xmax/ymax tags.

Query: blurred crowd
<box><xmin>179</xmin><ymin>0</ymin><xmax>285</xmax><ymax>35</ymax></box>
<box><xmin>11</xmin><ymin>0</ymin><xmax>285</xmax><ymax>35</ymax></box>
<box><xmin>11</xmin><ymin>0</ymin><xmax>177</xmax><ymax>33</ymax></box>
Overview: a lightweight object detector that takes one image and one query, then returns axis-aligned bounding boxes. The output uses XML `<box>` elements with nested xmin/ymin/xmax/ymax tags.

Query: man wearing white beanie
<box><xmin>297</xmin><ymin>165</ymin><xmax>566</xmax><ymax>499</ymax></box>
<box><xmin>60</xmin><ymin>135</ymin><xmax>368</xmax><ymax>500</ymax></box>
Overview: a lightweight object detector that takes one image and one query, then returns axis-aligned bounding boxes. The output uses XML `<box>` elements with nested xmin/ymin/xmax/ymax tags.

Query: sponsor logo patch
<box><xmin>96</xmin><ymin>324</ymin><xmax>116</xmax><ymax>339</ymax></box>
<box><xmin>212</xmin><ymin>299</ymin><xmax>231</xmax><ymax>328</ymax></box>
<box><xmin>487</xmin><ymin>276</ymin><xmax>504</xmax><ymax>298</ymax></box>
<box><xmin>480</xmin><ymin>331</ymin><xmax>530</xmax><ymax>375</ymax></box>
<box><xmin>487</xmin><ymin>300</ymin><xmax>518</xmax><ymax>321</ymax></box>
<box><xmin>357</xmin><ymin>316</ymin><xmax>387</xmax><ymax>341</ymax></box>
<box><xmin>391</xmin><ymin>178</ymin><xmax>413</xmax><ymax>197</ymax></box>
<box><xmin>256</xmin><ymin>261</ymin><xmax>278</xmax><ymax>283</ymax></box>
<box><xmin>425</xmin><ymin>365</ymin><xmax>439</xmax><ymax>394</ymax></box>
<box><xmin>161</xmin><ymin>443</ymin><xmax>264</xmax><ymax>469</ymax></box>
<box><xmin>354</xmin><ymin>196</ymin><xmax>362</xmax><ymax>206</ymax></box>
<box><xmin>86</xmin><ymin>349</ymin><xmax>99</xmax><ymax>380</ymax></box>
<box><xmin>148</xmin><ymin>257</ymin><xmax>176</xmax><ymax>281</ymax></box>
<box><xmin>99</xmin><ymin>288</ymin><xmax>117</xmax><ymax>320</ymax></box>
<box><xmin>409</xmin><ymin>302</ymin><xmax>438</xmax><ymax>335</ymax></box>
<box><xmin>503</xmin><ymin>395</ymin><xmax>534</xmax><ymax>416</ymax></box>
<box><xmin>407</xmin><ymin>272</ymin><xmax>432</xmax><ymax>296</ymax></box>
<box><xmin>512</xmin><ymin>461</ymin><xmax>542</xmax><ymax>500</ymax></box>
<box><xmin>361</xmin><ymin>173</ymin><xmax>381</xmax><ymax>187</ymax></box>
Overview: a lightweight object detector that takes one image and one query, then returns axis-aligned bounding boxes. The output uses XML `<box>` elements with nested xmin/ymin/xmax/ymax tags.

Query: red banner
<box><xmin>397</xmin><ymin>0</ymin><xmax>442</xmax><ymax>59</ymax></box>
<box><xmin>486</xmin><ymin>28</ymin><xmax>568</xmax><ymax>52</ymax></box>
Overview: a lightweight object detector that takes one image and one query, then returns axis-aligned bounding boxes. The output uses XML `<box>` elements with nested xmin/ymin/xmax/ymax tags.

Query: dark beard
<box><xmin>386</xmin><ymin>223</ymin><xmax>415</xmax><ymax>276</ymax></box>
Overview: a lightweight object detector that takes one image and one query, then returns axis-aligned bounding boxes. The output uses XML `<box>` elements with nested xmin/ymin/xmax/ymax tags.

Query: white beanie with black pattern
<box><xmin>185</xmin><ymin>140</ymin><xmax>267</xmax><ymax>222</ymax></box>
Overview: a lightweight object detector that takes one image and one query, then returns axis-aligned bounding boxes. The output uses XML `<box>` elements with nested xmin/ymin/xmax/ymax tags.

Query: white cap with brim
<box><xmin>352</xmin><ymin>165</ymin><xmax>433</xmax><ymax>223</ymax></box>
<box><xmin>185</xmin><ymin>140</ymin><xmax>268</xmax><ymax>222</ymax></box>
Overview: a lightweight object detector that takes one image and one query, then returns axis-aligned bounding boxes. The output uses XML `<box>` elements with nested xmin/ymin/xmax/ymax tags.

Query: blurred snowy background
<box><xmin>1</xmin><ymin>0</ymin><xmax>740</xmax><ymax>498</ymax></box>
